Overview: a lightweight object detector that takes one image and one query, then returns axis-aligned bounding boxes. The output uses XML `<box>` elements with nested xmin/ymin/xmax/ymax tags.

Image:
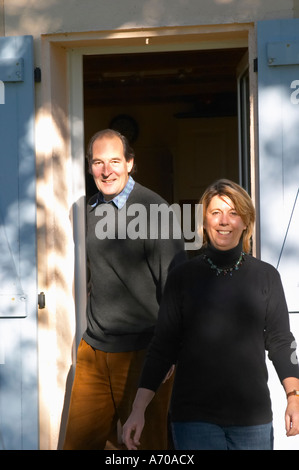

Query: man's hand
<box><xmin>162</xmin><ymin>364</ymin><xmax>175</xmax><ymax>383</ymax></box>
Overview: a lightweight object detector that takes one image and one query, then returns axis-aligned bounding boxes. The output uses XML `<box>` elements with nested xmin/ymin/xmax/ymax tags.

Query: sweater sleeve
<box><xmin>264</xmin><ymin>268</ymin><xmax>299</xmax><ymax>382</ymax></box>
<box><xmin>144</xmin><ymin>204</ymin><xmax>187</xmax><ymax>303</ymax></box>
<box><xmin>139</xmin><ymin>269</ymin><xmax>183</xmax><ymax>391</ymax></box>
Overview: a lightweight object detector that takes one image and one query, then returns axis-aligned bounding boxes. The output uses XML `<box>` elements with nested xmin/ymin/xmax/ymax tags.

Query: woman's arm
<box><xmin>122</xmin><ymin>388</ymin><xmax>155</xmax><ymax>450</ymax></box>
<box><xmin>122</xmin><ymin>365</ymin><xmax>175</xmax><ymax>450</ymax></box>
<box><xmin>264</xmin><ymin>268</ymin><xmax>299</xmax><ymax>437</ymax></box>
<box><xmin>122</xmin><ymin>269</ymin><xmax>182</xmax><ymax>450</ymax></box>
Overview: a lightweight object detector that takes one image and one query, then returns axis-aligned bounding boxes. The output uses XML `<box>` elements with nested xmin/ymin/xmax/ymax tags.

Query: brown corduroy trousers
<box><xmin>63</xmin><ymin>339</ymin><xmax>174</xmax><ymax>450</ymax></box>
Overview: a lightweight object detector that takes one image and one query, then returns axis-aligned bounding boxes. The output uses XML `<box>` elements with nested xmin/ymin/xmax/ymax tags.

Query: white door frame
<box><xmin>38</xmin><ymin>23</ymin><xmax>256</xmax><ymax>448</ymax></box>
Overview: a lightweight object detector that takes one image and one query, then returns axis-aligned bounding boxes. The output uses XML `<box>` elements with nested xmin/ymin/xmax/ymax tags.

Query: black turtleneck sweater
<box><xmin>139</xmin><ymin>243</ymin><xmax>299</xmax><ymax>426</ymax></box>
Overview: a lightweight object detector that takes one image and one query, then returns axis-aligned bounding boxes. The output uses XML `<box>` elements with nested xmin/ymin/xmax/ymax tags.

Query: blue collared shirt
<box><xmin>91</xmin><ymin>176</ymin><xmax>135</xmax><ymax>209</ymax></box>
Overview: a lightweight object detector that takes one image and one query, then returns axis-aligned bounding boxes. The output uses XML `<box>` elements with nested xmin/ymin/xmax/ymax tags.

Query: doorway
<box><xmin>80</xmin><ymin>47</ymin><xmax>249</xmax><ymax>449</ymax></box>
<box><xmin>83</xmin><ymin>48</ymin><xmax>249</xmax><ymax>205</ymax></box>
<box><xmin>40</xmin><ymin>27</ymin><xmax>254</xmax><ymax>448</ymax></box>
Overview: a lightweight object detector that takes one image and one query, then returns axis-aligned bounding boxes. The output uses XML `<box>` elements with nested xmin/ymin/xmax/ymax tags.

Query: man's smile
<box><xmin>102</xmin><ymin>178</ymin><xmax>117</xmax><ymax>184</ymax></box>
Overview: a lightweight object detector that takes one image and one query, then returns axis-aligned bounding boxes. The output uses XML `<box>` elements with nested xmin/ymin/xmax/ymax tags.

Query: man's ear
<box><xmin>127</xmin><ymin>158</ymin><xmax>134</xmax><ymax>173</ymax></box>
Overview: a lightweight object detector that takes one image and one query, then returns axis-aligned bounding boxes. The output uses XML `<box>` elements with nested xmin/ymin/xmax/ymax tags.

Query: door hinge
<box><xmin>34</xmin><ymin>67</ymin><xmax>41</xmax><ymax>83</ymax></box>
<box><xmin>38</xmin><ymin>292</ymin><xmax>46</xmax><ymax>309</ymax></box>
<box><xmin>253</xmin><ymin>58</ymin><xmax>258</xmax><ymax>73</ymax></box>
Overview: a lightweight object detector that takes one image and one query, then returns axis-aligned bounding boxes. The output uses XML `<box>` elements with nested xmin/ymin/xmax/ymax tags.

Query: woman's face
<box><xmin>204</xmin><ymin>195</ymin><xmax>247</xmax><ymax>251</ymax></box>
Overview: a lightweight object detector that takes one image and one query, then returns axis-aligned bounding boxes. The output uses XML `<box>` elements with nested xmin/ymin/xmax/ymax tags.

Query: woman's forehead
<box><xmin>208</xmin><ymin>194</ymin><xmax>235</xmax><ymax>209</ymax></box>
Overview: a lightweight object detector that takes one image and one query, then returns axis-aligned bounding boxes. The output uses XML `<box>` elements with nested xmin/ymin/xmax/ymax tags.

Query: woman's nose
<box><xmin>219</xmin><ymin>213</ymin><xmax>229</xmax><ymax>225</ymax></box>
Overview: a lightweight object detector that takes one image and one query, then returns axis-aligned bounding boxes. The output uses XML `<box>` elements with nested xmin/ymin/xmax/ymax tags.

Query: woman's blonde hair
<box><xmin>199</xmin><ymin>179</ymin><xmax>256</xmax><ymax>253</ymax></box>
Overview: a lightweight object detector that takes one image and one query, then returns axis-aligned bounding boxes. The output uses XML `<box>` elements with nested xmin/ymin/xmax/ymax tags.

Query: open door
<box><xmin>257</xmin><ymin>18</ymin><xmax>299</xmax><ymax>450</ymax></box>
<box><xmin>0</xmin><ymin>36</ymin><xmax>38</xmax><ymax>449</ymax></box>
<box><xmin>237</xmin><ymin>51</ymin><xmax>251</xmax><ymax>194</ymax></box>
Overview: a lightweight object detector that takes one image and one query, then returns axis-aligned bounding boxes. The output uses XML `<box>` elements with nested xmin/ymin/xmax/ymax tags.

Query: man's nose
<box><xmin>102</xmin><ymin>162</ymin><xmax>112</xmax><ymax>176</ymax></box>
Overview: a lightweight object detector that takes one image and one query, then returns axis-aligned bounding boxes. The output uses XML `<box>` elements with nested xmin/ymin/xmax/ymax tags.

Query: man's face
<box><xmin>90</xmin><ymin>135</ymin><xmax>134</xmax><ymax>201</ymax></box>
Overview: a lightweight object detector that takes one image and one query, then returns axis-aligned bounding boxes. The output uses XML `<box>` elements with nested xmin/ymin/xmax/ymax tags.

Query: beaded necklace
<box><xmin>203</xmin><ymin>251</ymin><xmax>245</xmax><ymax>277</ymax></box>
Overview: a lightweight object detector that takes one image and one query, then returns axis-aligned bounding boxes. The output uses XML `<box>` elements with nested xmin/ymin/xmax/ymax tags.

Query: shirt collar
<box><xmin>91</xmin><ymin>176</ymin><xmax>135</xmax><ymax>210</ymax></box>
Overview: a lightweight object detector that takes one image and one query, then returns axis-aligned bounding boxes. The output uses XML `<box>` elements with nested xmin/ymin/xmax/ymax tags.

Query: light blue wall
<box><xmin>258</xmin><ymin>19</ymin><xmax>299</xmax><ymax>313</ymax></box>
<box><xmin>258</xmin><ymin>18</ymin><xmax>299</xmax><ymax>450</ymax></box>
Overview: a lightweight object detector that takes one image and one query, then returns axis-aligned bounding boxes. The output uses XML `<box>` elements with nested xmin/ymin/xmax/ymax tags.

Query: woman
<box><xmin>122</xmin><ymin>179</ymin><xmax>299</xmax><ymax>450</ymax></box>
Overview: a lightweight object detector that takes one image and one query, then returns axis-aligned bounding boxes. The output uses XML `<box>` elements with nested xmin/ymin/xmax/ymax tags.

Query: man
<box><xmin>63</xmin><ymin>129</ymin><xmax>186</xmax><ymax>450</ymax></box>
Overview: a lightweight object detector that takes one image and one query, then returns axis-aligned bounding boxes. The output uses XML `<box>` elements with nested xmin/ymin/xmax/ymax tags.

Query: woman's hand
<box><xmin>285</xmin><ymin>396</ymin><xmax>299</xmax><ymax>436</ymax></box>
<box><xmin>122</xmin><ymin>408</ymin><xmax>145</xmax><ymax>450</ymax></box>
<box><xmin>122</xmin><ymin>388</ymin><xmax>155</xmax><ymax>450</ymax></box>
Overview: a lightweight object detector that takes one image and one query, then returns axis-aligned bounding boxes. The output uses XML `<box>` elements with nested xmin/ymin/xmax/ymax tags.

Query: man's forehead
<box><xmin>92</xmin><ymin>135</ymin><xmax>124</xmax><ymax>154</ymax></box>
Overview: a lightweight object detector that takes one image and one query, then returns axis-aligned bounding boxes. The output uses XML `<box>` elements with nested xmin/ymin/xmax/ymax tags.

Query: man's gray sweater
<box><xmin>83</xmin><ymin>182</ymin><xmax>186</xmax><ymax>352</ymax></box>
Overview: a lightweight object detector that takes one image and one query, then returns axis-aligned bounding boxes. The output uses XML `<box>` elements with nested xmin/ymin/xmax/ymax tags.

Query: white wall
<box><xmin>4</xmin><ymin>0</ymin><xmax>295</xmax><ymax>39</ymax></box>
<box><xmin>2</xmin><ymin>0</ymin><xmax>298</xmax><ymax>451</ymax></box>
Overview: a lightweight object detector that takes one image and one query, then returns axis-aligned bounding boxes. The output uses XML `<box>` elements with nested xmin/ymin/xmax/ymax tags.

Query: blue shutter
<box><xmin>257</xmin><ymin>19</ymin><xmax>299</xmax><ymax>313</ymax></box>
<box><xmin>0</xmin><ymin>36</ymin><xmax>38</xmax><ymax>449</ymax></box>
